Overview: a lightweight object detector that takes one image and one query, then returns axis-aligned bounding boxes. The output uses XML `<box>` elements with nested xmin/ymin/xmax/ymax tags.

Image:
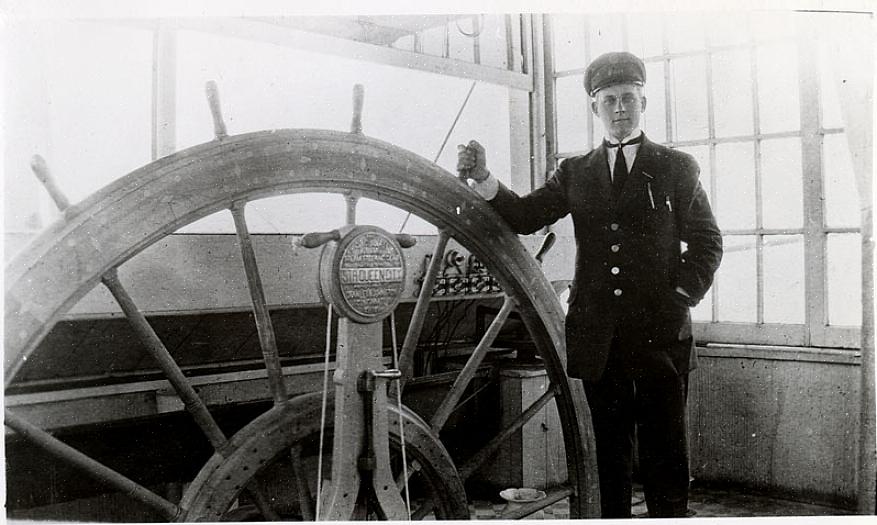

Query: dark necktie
<box><xmin>604</xmin><ymin>135</ymin><xmax>643</xmax><ymax>201</ymax></box>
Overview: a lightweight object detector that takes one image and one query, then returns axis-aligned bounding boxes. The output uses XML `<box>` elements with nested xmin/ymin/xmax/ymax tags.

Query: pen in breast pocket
<box><xmin>643</xmin><ymin>172</ymin><xmax>656</xmax><ymax>210</ymax></box>
<box><xmin>665</xmin><ymin>195</ymin><xmax>673</xmax><ymax>212</ymax></box>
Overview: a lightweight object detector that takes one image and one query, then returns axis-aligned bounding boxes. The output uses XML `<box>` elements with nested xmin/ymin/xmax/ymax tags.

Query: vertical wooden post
<box><xmin>152</xmin><ymin>23</ymin><xmax>177</xmax><ymax>159</ymax></box>
<box><xmin>526</xmin><ymin>15</ymin><xmax>548</xmax><ymax>192</ymax></box>
<box><xmin>814</xmin><ymin>14</ymin><xmax>874</xmax><ymax>513</ymax></box>
<box><xmin>798</xmin><ymin>27</ymin><xmax>827</xmax><ymax>348</ymax></box>
<box><xmin>318</xmin><ymin>318</ymin><xmax>382</xmax><ymax>520</ymax></box>
<box><xmin>859</xmin><ymin>205</ymin><xmax>875</xmax><ymax>514</ymax></box>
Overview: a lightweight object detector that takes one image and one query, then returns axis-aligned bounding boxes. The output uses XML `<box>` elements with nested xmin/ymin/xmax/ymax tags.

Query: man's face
<box><xmin>591</xmin><ymin>83</ymin><xmax>647</xmax><ymax>141</ymax></box>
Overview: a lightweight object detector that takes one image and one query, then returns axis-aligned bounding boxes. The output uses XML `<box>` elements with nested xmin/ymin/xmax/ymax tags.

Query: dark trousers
<box><xmin>583</xmin><ymin>338</ymin><xmax>690</xmax><ymax>519</ymax></box>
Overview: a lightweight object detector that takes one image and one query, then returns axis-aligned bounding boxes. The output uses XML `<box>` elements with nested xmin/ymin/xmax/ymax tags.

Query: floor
<box><xmin>469</xmin><ymin>484</ymin><xmax>853</xmax><ymax>520</ymax></box>
<box><xmin>7</xmin><ymin>483</ymin><xmax>856</xmax><ymax>522</ymax></box>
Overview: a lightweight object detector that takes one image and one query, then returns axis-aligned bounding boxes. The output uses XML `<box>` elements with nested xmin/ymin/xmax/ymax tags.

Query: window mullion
<box><xmin>797</xmin><ymin>26</ymin><xmax>827</xmax><ymax>347</ymax></box>
<box><xmin>583</xmin><ymin>18</ymin><xmax>594</xmax><ymax>150</ymax></box>
<box><xmin>705</xmin><ymin>40</ymin><xmax>718</xmax><ymax>322</ymax></box>
<box><xmin>755</xmin><ymin>137</ymin><xmax>765</xmax><ymax>324</ymax></box>
<box><xmin>748</xmin><ymin>33</ymin><xmax>767</xmax><ymax>327</ymax></box>
<box><xmin>542</xmin><ymin>15</ymin><xmax>557</xmax><ymax>173</ymax></box>
<box><xmin>661</xmin><ymin>19</ymin><xmax>673</xmax><ymax>143</ymax></box>
<box><xmin>709</xmin><ymin>142</ymin><xmax>719</xmax><ymax>323</ymax></box>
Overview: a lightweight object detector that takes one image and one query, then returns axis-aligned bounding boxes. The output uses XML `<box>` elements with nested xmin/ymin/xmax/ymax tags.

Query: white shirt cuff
<box><xmin>468</xmin><ymin>173</ymin><xmax>499</xmax><ymax>200</ymax></box>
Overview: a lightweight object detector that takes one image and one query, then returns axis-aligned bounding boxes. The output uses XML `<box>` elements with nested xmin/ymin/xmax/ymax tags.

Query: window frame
<box><xmin>543</xmin><ymin>13</ymin><xmax>862</xmax><ymax>349</ymax></box>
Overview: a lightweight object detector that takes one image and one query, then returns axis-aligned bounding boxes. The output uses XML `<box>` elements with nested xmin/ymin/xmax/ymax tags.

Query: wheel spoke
<box><xmin>103</xmin><ymin>268</ymin><xmax>281</xmax><ymax>520</ymax></box>
<box><xmin>5</xmin><ymin>409</ymin><xmax>181</xmax><ymax>521</ymax></box>
<box><xmin>230</xmin><ymin>204</ymin><xmax>288</xmax><ymax>405</ymax></box>
<box><xmin>101</xmin><ymin>269</ymin><xmax>227</xmax><ymax>450</ymax></box>
<box><xmin>410</xmin><ymin>503</ymin><xmax>434</xmax><ymax>521</ymax></box>
<box><xmin>290</xmin><ymin>444</ymin><xmax>315</xmax><ymax>520</ymax></box>
<box><xmin>244</xmin><ymin>480</ymin><xmax>281</xmax><ymax>521</ymax></box>
<box><xmin>500</xmin><ymin>485</ymin><xmax>574</xmax><ymax>519</ymax></box>
<box><xmin>429</xmin><ymin>296</ymin><xmax>515</xmax><ymax>432</ymax></box>
<box><xmin>345</xmin><ymin>191</ymin><xmax>360</xmax><ymax>225</ymax></box>
<box><xmin>398</xmin><ymin>230</ymin><xmax>450</xmax><ymax>387</ymax></box>
<box><xmin>459</xmin><ymin>386</ymin><xmax>556</xmax><ymax>480</ymax></box>
<box><xmin>395</xmin><ymin>458</ymin><xmax>422</xmax><ymax>491</ymax></box>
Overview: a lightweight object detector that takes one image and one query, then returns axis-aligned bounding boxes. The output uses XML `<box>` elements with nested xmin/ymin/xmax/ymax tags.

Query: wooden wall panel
<box><xmin>689</xmin><ymin>346</ymin><xmax>860</xmax><ymax>507</ymax></box>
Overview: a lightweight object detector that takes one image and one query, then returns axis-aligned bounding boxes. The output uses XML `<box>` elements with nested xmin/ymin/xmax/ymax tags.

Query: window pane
<box><xmin>178</xmin><ymin>194</ymin><xmax>346</xmax><ymax>234</ymax></box>
<box><xmin>590</xmin><ymin>110</ymin><xmax>602</xmax><ymax>151</ymax></box>
<box><xmin>449</xmin><ymin>17</ymin><xmax>477</xmax><ymax>63</ymax></box>
<box><xmin>823</xmin><ymin>133</ymin><xmax>861</xmax><ymax>227</ymax></box>
<box><xmin>642</xmin><ymin>61</ymin><xmax>667</xmax><ymax>143</ymax></box>
<box><xmin>177</xmin><ymin>31</ymin><xmax>351</xmax><ymax>143</ymax></box>
<box><xmin>750</xmin><ymin>11</ymin><xmax>799</xmax><ymax>42</ymax></box>
<box><xmin>717</xmin><ymin>235</ymin><xmax>757</xmax><ymax>322</ymax></box>
<box><xmin>715</xmin><ymin>142</ymin><xmax>756</xmax><ymax>229</ymax></box>
<box><xmin>420</xmin><ymin>25</ymin><xmax>448</xmax><ymax>58</ymax></box>
<box><xmin>555</xmin><ymin>75</ymin><xmax>589</xmax><ymax>153</ymax></box>
<box><xmin>675</xmin><ymin>145</ymin><xmax>711</xmax><ymax>200</ymax></box>
<box><xmin>692</xmin><ymin>289</ymin><xmax>713</xmax><ymax>322</ymax></box>
<box><xmin>392</xmin><ymin>34</ymin><xmax>415</xmax><ymax>52</ymax></box>
<box><xmin>176</xmin><ymin>31</ymin><xmax>513</xmax><ymax>234</ymax></box>
<box><xmin>708</xmin><ymin>12</ymin><xmax>751</xmax><ymax>46</ymax></box>
<box><xmin>763</xmin><ymin>235</ymin><xmax>805</xmax><ymax>323</ymax></box>
<box><xmin>666</xmin><ymin>13</ymin><xmax>706</xmax><ymax>54</ymax></box>
<box><xmin>357</xmin><ymin>198</ymin><xmax>438</xmax><ymax>235</ymax></box>
<box><xmin>827</xmin><ymin>233</ymin><xmax>862</xmax><ymax>326</ymax></box>
<box><xmin>176</xmin><ymin>209</ymin><xmax>236</xmax><ymax>234</ymax></box>
<box><xmin>552</xmin><ymin>15</ymin><xmax>587</xmax><ymax>71</ymax></box>
<box><xmin>478</xmin><ymin>15</ymin><xmax>509</xmax><ymax>70</ymax></box>
<box><xmin>35</xmin><ymin>21</ymin><xmax>153</xmax><ymax>203</ymax></box>
<box><xmin>177</xmin><ymin>30</ymin><xmax>511</xmax><ymax>176</ymax></box>
<box><xmin>761</xmin><ymin>137</ymin><xmax>803</xmax><ymax>229</ymax></box>
<box><xmin>671</xmin><ymin>55</ymin><xmax>709</xmax><ymax>141</ymax></box>
<box><xmin>756</xmin><ymin>42</ymin><xmax>800</xmax><ymax>134</ymax></box>
<box><xmin>818</xmin><ymin>38</ymin><xmax>844</xmax><ymax>129</ymax></box>
<box><xmin>588</xmin><ymin>14</ymin><xmax>624</xmax><ymax>59</ymax></box>
<box><xmin>626</xmin><ymin>14</ymin><xmax>664</xmax><ymax>58</ymax></box>
<box><xmin>712</xmin><ymin>49</ymin><xmax>754</xmax><ymax>138</ymax></box>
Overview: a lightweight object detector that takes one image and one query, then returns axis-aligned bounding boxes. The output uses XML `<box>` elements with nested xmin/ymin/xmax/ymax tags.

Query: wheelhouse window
<box><xmin>547</xmin><ymin>11</ymin><xmax>864</xmax><ymax>348</ymax></box>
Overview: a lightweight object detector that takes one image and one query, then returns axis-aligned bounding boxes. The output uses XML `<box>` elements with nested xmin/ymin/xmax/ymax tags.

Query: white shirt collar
<box><xmin>604</xmin><ymin>128</ymin><xmax>643</xmax><ymax>146</ymax></box>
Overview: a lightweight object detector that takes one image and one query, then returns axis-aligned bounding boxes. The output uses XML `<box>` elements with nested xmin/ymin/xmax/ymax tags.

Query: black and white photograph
<box><xmin>3</xmin><ymin>0</ymin><xmax>874</xmax><ymax>521</ymax></box>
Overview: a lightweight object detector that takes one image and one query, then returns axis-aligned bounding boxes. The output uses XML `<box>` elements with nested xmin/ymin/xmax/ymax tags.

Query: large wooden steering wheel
<box><xmin>5</xmin><ymin>87</ymin><xmax>598</xmax><ymax>520</ymax></box>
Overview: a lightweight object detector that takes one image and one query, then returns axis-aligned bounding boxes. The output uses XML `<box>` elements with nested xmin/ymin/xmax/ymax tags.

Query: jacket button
<box><xmin>610</xmin><ymin>223</ymin><xmax>619</xmax><ymax>231</ymax></box>
<box><xmin>611</xmin><ymin>267</ymin><xmax>620</xmax><ymax>275</ymax></box>
<box><xmin>611</xmin><ymin>244</ymin><xmax>620</xmax><ymax>252</ymax></box>
<box><xmin>614</xmin><ymin>288</ymin><xmax>623</xmax><ymax>296</ymax></box>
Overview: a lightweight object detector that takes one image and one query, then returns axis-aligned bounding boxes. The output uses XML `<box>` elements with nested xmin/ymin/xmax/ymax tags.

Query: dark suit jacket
<box><xmin>490</xmin><ymin>135</ymin><xmax>722</xmax><ymax>381</ymax></box>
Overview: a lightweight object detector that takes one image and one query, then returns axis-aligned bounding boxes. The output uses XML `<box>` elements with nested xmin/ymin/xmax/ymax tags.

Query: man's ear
<box><xmin>641</xmin><ymin>95</ymin><xmax>648</xmax><ymax>113</ymax></box>
<box><xmin>590</xmin><ymin>100</ymin><xmax>598</xmax><ymax>115</ymax></box>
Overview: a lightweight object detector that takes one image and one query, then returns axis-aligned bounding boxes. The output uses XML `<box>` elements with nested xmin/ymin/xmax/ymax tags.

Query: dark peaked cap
<box><xmin>584</xmin><ymin>52</ymin><xmax>646</xmax><ymax>96</ymax></box>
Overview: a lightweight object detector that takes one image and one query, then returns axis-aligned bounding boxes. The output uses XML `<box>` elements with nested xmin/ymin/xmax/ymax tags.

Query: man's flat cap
<box><xmin>584</xmin><ymin>52</ymin><xmax>646</xmax><ymax>96</ymax></box>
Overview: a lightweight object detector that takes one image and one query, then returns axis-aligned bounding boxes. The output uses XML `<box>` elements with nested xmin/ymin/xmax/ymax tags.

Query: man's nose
<box><xmin>614</xmin><ymin>100</ymin><xmax>626</xmax><ymax>113</ymax></box>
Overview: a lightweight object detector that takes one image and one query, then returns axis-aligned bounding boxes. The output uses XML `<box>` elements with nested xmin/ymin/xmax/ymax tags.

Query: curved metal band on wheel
<box><xmin>180</xmin><ymin>391</ymin><xmax>468</xmax><ymax>521</ymax></box>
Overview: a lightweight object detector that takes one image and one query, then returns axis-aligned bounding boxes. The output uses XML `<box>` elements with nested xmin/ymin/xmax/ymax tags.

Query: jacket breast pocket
<box><xmin>644</xmin><ymin>186</ymin><xmax>677</xmax><ymax>238</ymax></box>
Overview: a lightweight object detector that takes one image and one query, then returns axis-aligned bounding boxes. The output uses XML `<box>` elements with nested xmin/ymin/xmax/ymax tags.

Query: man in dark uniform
<box><xmin>457</xmin><ymin>51</ymin><xmax>722</xmax><ymax>518</ymax></box>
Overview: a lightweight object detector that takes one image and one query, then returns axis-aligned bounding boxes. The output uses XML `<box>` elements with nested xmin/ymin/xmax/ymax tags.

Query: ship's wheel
<box><xmin>4</xmin><ymin>84</ymin><xmax>599</xmax><ymax>520</ymax></box>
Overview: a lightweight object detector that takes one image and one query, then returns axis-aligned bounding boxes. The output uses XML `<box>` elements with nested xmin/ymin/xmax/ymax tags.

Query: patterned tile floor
<box><xmin>468</xmin><ymin>484</ymin><xmax>853</xmax><ymax>519</ymax></box>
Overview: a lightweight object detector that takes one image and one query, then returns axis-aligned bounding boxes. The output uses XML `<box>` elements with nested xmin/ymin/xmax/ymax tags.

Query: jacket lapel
<box><xmin>615</xmin><ymin>136</ymin><xmax>665</xmax><ymax>213</ymax></box>
<box><xmin>588</xmin><ymin>145</ymin><xmax>612</xmax><ymax>202</ymax></box>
